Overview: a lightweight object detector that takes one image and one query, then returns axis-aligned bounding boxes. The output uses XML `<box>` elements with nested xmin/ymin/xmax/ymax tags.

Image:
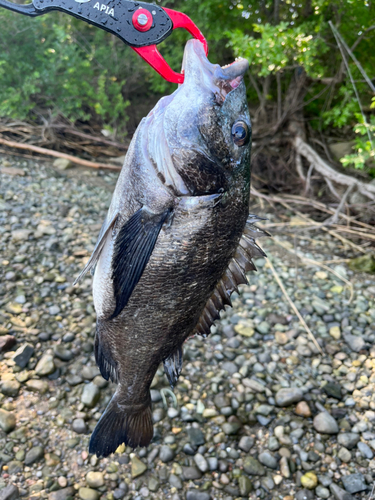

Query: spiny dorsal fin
<box><xmin>192</xmin><ymin>213</ymin><xmax>269</xmax><ymax>338</ymax></box>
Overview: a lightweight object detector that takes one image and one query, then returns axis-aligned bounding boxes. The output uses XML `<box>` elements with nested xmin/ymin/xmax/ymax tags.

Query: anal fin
<box><xmin>163</xmin><ymin>346</ymin><xmax>183</xmax><ymax>388</ymax></box>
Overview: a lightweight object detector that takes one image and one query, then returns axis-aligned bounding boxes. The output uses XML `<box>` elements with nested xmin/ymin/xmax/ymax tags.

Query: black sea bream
<box><xmin>75</xmin><ymin>39</ymin><xmax>267</xmax><ymax>457</ymax></box>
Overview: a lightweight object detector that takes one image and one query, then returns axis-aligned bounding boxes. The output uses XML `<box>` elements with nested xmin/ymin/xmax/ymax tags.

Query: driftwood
<box><xmin>294</xmin><ymin>136</ymin><xmax>375</xmax><ymax>201</ymax></box>
<box><xmin>0</xmin><ymin>136</ymin><xmax>121</xmax><ymax>171</ymax></box>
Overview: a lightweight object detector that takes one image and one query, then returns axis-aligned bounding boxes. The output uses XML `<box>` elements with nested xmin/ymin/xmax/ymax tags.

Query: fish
<box><xmin>74</xmin><ymin>39</ymin><xmax>268</xmax><ymax>458</ymax></box>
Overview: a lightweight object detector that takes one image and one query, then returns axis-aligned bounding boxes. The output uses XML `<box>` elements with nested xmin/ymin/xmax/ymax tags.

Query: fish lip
<box><xmin>182</xmin><ymin>39</ymin><xmax>249</xmax><ymax>90</ymax></box>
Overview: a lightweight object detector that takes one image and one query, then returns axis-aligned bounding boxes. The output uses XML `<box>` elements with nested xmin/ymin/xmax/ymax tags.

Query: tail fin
<box><xmin>89</xmin><ymin>391</ymin><xmax>153</xmax><ymax>457</ymax></box>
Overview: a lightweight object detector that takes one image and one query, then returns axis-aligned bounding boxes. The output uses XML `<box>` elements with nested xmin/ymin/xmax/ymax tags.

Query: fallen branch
<box><xmin>251</xmin><ymin>187</ymin><xmax>369</xmax><ymax>253</ymax></box>
<box><xmin>51</xmin><ymin>125</ymin><xmax>128</xmax><ymax>151</ymax></box>
<box><xmin>0</xmin><ymin>136</ymin><xmax>121</xmax><ymax>171</ymax></box>
<box><xmin>266</xmin><ymin>256</ymin><xmax>324</xmax><ymax>355</ymax></box>
<box><xmin>294</xmin><ymin>136</ymin><xmax>375</xmax><ymax>201</ymax></box>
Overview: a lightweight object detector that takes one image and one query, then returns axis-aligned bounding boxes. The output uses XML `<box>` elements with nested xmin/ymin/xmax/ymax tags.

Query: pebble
<box><xmin>81</xmin><ymin>382</ymin><xmax>100</xmax><ymax>407</ymax></box>
<box><xmin>12</xmin><ymin>343</ymin><xmax>34</xmax><ymax>368</ymax></box>
<box><xmin>343</xmin><ymin>334</ymin><xmax>365</xmax><ymax>352</ymax></box>
<box><xmin>313</xmin><ymin>412</ymin><xmax>339</xmax><ymax>434</ymax></box>
<box><xmin>357</xmin><ymin>441</ymin><xmax>373</xmax><ymax>458</ymax></box>
<box><xmin>147</xmin><ymin>477</ymin><xmax>160</xmax><ymax>492</ymax></box>
<box><xmin>131</xmin><ymin>456</ymin><xmax>147</xmax><ymax>478</ymax></box>
<box><xmin>330</xmin><ymin>483</ymin><xmax>354</xmax><ymax>500</ymax></box>
<box><xmin>25</xmin><ymin>379</ymin><xmax>49</xmax><ymax>394</ymax></box>
<box><xmin>238</xmin><ymin>435</ymin><xmax>254</xmax><ymax>452</ymax></box>
<box><xmin>275</xmin><ymin>388</ymin><xmax>303</xmax><ymax>406</ymax></box>
<box><xmin>316</xmin><ymin>486</ymin><xmax>330</xmax><ymax>499</ymax></box>
<box><xmin>295</xmin><ymin>490</ymin><xmax>314</xmax><ymax>500</ymax></box>
<box><xmin>337</xmin><ymin>433</ymin><xmax>360</xmax><ymax>449</ymax></box>
<box><xmin>0</xmin><ymin>484</ymin><xmax>19</xmax><ymax>500</ymax></box>
<box><xmin>243</xmin><ymin>456</ymin><xmax>265</xmax><ymax>476</ymax></box>
<box><xmin>341</xmin><ymin>473</ymin><xmax>367</xmax><ymax>494</ymax></box>
<box><xmin>187</xmin><ymin>427</ymin><xmax>205</xmax><ymax>446</ymax></box>
<box><xmin>1</xmin><ymin>379</ymin><xmax>20</xmax><ymax>397</ymax></box>
<box><xmin>78</xmin><ymin>488</ymin><xmax>100</xmax><ymax>500</ymax></box>
<box><xmin>169</xmin><ymin>474</ymin><xmax>182</xmax><ymax>489</ymax></box>
<box><xmin>24</xmin><ymin>446</ymin><xmax>44</xmax><ymax>465</ymax></box>
<box><xmin>258</xmin><ymin>451</ymin><xmax>278</xmax><ymax>469</ymax></box>
<box><xmin>54</xmin><ymin>345</ymin><xmax>73</xmax><ymax>361</ymax></box>
<box><xmin>295</xmin><ymin>401</ymin><xmax>311</xmax><ymax>417</ymax></box>
<box><xmin>0</xmin><ymin>335</ymin><xmax>17</xmax><ymax>352</ymax></box>
<box><xmin>186</xmin><ymin>492</ymin><xmax>211</xmax><ymax>500</ymax></box>
<box><xmin>48</xmin><ymin>487</ymin><xmax>75</xmax><ymax>500</ymax></box>
<box><xmin>279</xmin><ymin>456</ymin><xmax>290</xmax><ymax>478</ymax></box>
<box><xmin>337</xmin><ymin>447</ymin><xmax>351</xmax><ymax>462</ymax></box>
<box><xmin>207</xmin><ymin>457</ymin><xmax>217</xmax><ymax>470</ymax></box>
<box><xmin>194</xmin><ymin>453</ymin><xmax>208</xmax><ymax>472</ymax></box>
<box><xmin>0</xmin><ymin>409</ymin><xmax>16</xmax><ymax>433</ymax></box>
<box><xmin>323</xmin><ymin>381</ymin><xmax>342</xmax><ymax>400</ymax></box>
<box><xmin>182</xmin><ymin>467</ymin><xmax>202</xmax><ymax>480</ymax></box>
<box><xmin>35</xmin><ymin>353</ymin><xmax>55</xmax><ymax>376</ymax></box>
<box><xmin>159</xmin><ymin>445</ymin><xmax>175</xmax><ymax>463</ymax></box>
<box><xmin>72</xmin><ymin>418</ymin><xmax>87</xmax><ymax>434</ymax></box>
<box><xmin>86</xmin><ymin>471</ymin><xmax>104</xmax><ymax>488</ymax></box>
<box><xmin>238</xmin><ymin>475</ymin><xmax>252</xmax><ymax>496</ymax></box>
<box><xmin>300</xmin><ymin>472</ymin><xmax>318</xmax><ymax>489</ymax></box>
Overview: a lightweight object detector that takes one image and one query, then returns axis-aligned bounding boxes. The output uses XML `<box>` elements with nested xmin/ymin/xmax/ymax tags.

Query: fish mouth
<box><xmin>181</xmin><ymin>39</ymin><xmax>249</xmax><ymax>93</ymax></box>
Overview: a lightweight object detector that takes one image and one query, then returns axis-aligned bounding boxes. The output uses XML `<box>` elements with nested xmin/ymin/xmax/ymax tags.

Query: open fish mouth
<box><xmin>181</xmin><ymin>39</ymin><xmax>249</xmax><ymax>94</ymax></box>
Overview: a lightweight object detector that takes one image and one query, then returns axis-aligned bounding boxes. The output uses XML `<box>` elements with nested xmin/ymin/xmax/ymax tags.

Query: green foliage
<box><xmin>0</xmin><ymin>0</ymin><xmax>374</xmax><ymax>152</ymax></box>
<box><xmin>340</xmin><ymin>115</ymin><xmax>375</xmax><ymax>176</ymax></box>
<box><xmin>322</xmin><ymin>87</ymin><xmax>358</xmax><ymax>129</ymax></box>
<box><xmin>227</xmin><ymin>22</ymin><xmax>326</xmax><ymax>78</ymax></box>
<box><xmin>0</xmin><ymin>12</ymin><xmax>131</xmax><ymax>130</ymax></box>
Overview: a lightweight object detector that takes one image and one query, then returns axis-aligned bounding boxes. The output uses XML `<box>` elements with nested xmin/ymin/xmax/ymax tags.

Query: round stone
<box><xmin>258</xmin><ymin>451</ymin><xmax>278</xmax><ymax>469</ymax></box>
<box><xmin>24</xmin><ymin>446</ymin><xmax>44</xmax><ymax>465</ymax></box>
<box><xmin>275</xmin><ymin>388</ymin><xmax>303</xmax><ymax>407</ymax></box>
<box><xmin>78</xmin><ymin>487</ymin><xmax>100</xmax><ymax>500</ymax></box>
<box><xmin>1</xmin><ymin>379</ymin><xmax>20</xmax><ymax>397</ymax></box>
<box><xmin>243</xmin><ymin>456</ymin><xmax>265</xmax><ymax>476</ymax></box>
<box><xmin>159</xmin><ymin>445</ymin><xmax>175</xmax><ymax>463</ymax></box>
<box><xmin>0</xmin><ymin>409</ymin><xmax>16</xmax><ymax>433</ymax></box>
<box><xmin>86</xmin><ymin>471</ymin><xmax>104</xmax><ymax>488</ymax></box>
<box><xmin>194</xmin><ymin>453</ymin><xmax>208</xmax><ymax>472</ymax></box>
<box><xmin>238</xmin><ymin>436</ymin><xmax>254</xmax><ymax>452</ymax></box>
<box><xmin>300</xmin><ymin>472</ymin><xmax>318</xmax><ymax>489</ymax></box>
<box><xmin>338</xmin><ymin>447</ymin><xmax>351</xmax><ymax>463</ymax></box>
<box><xmin>313</xmin><ymin>412</ymin><xmax>339</xmax><ymax>434</ymax></box>
<box><xmin>72</xmin><ymin>418</ymin><xmax>87</xmax><ymax>434</ymax></box>
<box><xmin>131</xmin><ymin>456</ymin><xmax>147</xmax><ymax>478</ymax></box>
<box><xmin>35</xmin><ymin>353</ymin><xmax>55</xmax><ymax>376</ymax></box>
<box><xmin>315</xmin><ymin>485</ymin><xmax>330</xmax><ymax>499</ymax></box>
<box><xmin>295</xmin><ymin>401</ymin><xmax>311</xmax><ymax>418</ymax></box>
<box><xmin>81</xmin><ymin>383</ymin><xmax>100</xmax><ymax>408</ymax></box>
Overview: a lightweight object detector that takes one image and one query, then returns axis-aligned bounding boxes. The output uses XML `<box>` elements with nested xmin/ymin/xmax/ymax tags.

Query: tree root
<box><xmin>294</xmin><ymin>136</ymin><xmax>375</xmax><ymax>201</ymax></box>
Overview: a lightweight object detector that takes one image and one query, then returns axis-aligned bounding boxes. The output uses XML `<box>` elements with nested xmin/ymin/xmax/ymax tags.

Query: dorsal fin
<box><xmin>192</xmin><ymin>214</ymin><xmax>269</xmax><ymax>338</ymax></box>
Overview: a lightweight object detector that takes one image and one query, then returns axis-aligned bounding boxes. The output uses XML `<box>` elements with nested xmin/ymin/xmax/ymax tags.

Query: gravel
<box><xmin>0</xmin><ymin>157</ymin><xmax>374</xmax><ymax>499</ymax></box>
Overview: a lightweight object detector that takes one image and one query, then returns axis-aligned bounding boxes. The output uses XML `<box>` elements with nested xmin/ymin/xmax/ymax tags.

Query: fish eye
<box><xmin>231</xmin><ymin>121</ymin><xmax>250</xmax><ymax>147</ymax></box>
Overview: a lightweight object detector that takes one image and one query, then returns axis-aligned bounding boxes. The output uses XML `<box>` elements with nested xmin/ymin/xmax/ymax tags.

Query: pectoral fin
<box><xmin>74</xmin><ymin>211</ymin><xmax>118</xmax><ymax>285</ymax></box>
<box><xmin>110</xmin><ymin>207</ymin><xmax>171</xmax><ymax>320</ymax></box>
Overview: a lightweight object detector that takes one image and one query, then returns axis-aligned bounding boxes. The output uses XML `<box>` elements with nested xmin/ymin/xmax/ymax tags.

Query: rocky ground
<box><xmin>0</xmin><ymin>155</ymin><xmax>374</xmax><ymax>500</ymax></box>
